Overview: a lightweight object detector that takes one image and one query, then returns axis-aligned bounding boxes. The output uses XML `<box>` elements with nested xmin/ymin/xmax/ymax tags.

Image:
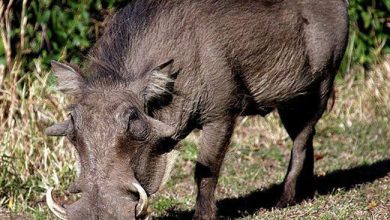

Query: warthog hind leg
<box><xmin>277</xmin><ymin>76</ymin><xmax>334</xmax><ymax>207</ymax></box>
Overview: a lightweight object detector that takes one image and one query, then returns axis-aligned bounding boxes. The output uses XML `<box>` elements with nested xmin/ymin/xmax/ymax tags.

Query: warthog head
<box><xmin>46</xmin><ymin>60</ymin><xmax>179</xmax><ymax>219</ymax></box>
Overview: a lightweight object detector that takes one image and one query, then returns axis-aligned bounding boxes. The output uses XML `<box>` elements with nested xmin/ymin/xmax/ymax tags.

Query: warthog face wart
<box><xmin>46</xmin><ymin>61</ymin><xmax>179</xmax><ymax>219</ymax></box>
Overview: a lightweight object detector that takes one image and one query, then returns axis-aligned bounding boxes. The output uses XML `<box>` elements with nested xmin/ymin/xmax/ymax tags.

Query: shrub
<box><xmin>340</xmin><ymin>0</ymin><xmax>390</xmax><ymax>74</ymax></box>
<box><xmin>0</xmin><ymin>0</ymin><xmax>129</xmax><ymax>72</ymax></box>
<box><xmin>0</xmin><ymin>0</ymin><xmax>388</xmax><ymax>74</ymax></box>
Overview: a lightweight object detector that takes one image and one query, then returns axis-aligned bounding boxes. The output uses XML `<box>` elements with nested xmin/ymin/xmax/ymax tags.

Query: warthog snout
<box><xmin>46</xmin><ymin>181</ymin><xmax>149</xmax><ymax>219</ymax></box>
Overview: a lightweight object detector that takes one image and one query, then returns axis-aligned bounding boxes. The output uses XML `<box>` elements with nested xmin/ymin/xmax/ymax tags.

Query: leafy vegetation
<box><xmin>0</xmin><ymin>0</ymin><xmax>389</xmax><ymax>219</ymax></box>
<box><xmin>340</xmin><ymin>0</ymin><xmax>390</xmax><ymax>73</ymax></box>
<box><xmin>0</xmin><ymin>0</ymin><xmax>388</xmax><ymax>73</ymax></box>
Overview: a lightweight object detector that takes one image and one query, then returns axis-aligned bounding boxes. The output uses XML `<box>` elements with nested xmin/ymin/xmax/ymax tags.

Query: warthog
<box><xmin>45</xmin><ymin>0</ymin><xmax>348</xmax><ymax>219</ymax></box>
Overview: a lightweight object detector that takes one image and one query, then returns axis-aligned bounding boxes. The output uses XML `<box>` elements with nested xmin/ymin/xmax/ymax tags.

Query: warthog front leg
<box><xmin>193</xmin><ymin>118</ymin><xmax>235</xmax><ymax>220</ymax></box>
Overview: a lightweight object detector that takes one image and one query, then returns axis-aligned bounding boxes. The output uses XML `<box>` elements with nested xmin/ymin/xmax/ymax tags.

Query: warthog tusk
<box><xmin>46</xmin><ymin>188</ymin><xmax>67</xmax><ymax>220</ymax></box>
<box><xmin>132</xmin><ymin>182</ymin><xmax>149</xmax><ymax>218</ymax></box>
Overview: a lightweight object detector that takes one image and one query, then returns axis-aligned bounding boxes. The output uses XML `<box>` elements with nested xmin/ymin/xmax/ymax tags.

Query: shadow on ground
<box><xmin>156</xmin><ymin>159</ymin><xmax>390</xmax><ymax>219</ymax></box>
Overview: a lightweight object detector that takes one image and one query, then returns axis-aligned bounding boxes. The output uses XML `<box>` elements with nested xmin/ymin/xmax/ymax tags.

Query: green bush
<box><xmin>0</xmin><ymin>0</ymin><xmax>128</xmax><ymax>71</ymax></box>
<box><xmin>0</xmin><ymin>0</ymin><xmax>389</xmax><ymax>74</ymax></box>
<box><xmin>340</xmin><ymin>0</ymin><xmax>389</xmax><ymax>74</ymax></box>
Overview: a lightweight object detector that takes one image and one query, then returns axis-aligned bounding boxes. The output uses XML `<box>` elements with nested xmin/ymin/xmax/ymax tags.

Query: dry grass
<box><xmin>0</xmin><ymin>57</ymin><xmax>77</xmax><ymax>218</ymax></box>
<box><xmin>0</xmin><ymin>48</ymin><xmax>389</xmax><ymax>219</ymax></box>
<box><xmin>0</xmin><ymin>2</ymin><xmax>76</xmax><ymax>217</ymax></box>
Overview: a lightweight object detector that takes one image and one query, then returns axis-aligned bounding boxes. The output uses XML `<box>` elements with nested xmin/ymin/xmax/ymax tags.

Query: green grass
<box><xmin>1</xmin><ymin>58</ymin><xmax>389</xmax><ymax>219</ymax></box>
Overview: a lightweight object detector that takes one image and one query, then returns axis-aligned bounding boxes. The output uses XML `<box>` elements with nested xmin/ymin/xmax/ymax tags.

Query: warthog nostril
<box><xmin>67</xmin><ymin>181</ymin><xmax>82</xmax><ymax>194</ymax></box>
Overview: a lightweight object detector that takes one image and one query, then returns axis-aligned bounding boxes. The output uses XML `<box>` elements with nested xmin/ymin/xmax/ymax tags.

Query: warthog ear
<box><xmin>143</xmin><ymin>59</ymin><xmax>178</xmax><ymax>113</ymax></box>
<box><xmin>51</xmin><ymin>60</ymin><xmax>85</xmax><ymax>96</ymax></box>
<box><xmin>45</xmin><ymin>119</ymin><xmax>71</xmax><ymax>136</ymax></box>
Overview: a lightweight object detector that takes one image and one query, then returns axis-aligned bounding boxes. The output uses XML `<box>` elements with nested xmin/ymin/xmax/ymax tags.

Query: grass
<box><xmin>0</xmin><ymin>57</ymin><xmax>389</xmax><ymax>219</ymax></box>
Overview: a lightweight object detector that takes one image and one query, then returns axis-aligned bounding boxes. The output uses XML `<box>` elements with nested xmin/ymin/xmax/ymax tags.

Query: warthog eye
<box><xmin>127</xmin><ymin>108</ymin><xmax>148</xmax><ymax>140</ymax></box>
<box><xmin>127</xmin><ymin>107</ymin><xmax>138</xmax><ymax>120</ymax></box>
